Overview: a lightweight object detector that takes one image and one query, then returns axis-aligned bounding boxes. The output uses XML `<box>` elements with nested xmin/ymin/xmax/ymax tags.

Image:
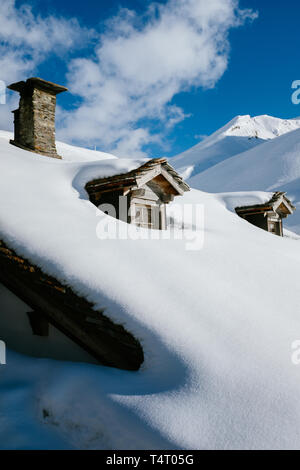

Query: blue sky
<box><xmin>3</xmin><ymin>0</ymin><xmax>300</xmax><ymax>157</ymax></box>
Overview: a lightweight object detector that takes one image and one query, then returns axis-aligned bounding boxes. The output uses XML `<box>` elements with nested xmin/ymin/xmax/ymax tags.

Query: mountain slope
<box><xmin>188</xmin><ymin>127</ymin><xmax>300</xmax><ymax>232</ymax></box>
<box><xmin>171</xmin><ymin>115</ymin><xmax>300</xmax><ymax>179</ymax></box>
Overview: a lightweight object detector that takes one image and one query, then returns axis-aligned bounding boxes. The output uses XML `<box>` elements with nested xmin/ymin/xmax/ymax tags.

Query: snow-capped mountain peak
<box><xmin>224</xmin><ymin>114</ymin><xmax>300</xmax><ymax>140</ymax></box>
<box><xmin>171</xmin><ymin>115</ymin><xmax>300</xmax><ymax>179</ymax></box>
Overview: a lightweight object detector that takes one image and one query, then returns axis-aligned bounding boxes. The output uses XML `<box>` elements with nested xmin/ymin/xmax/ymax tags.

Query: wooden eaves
<box><xmin>0</xmin><ymin>240</ymin><xmax>144</xmax><ymax>371</ymax></box>
<box><xmin>235</xmin><ymin>192</ymin><xmax>296</xmax><ymax>218</ymax></box>
<box><xmin>85</xmin><ymin>158</ymin><xmax>190</xmax><ymax>197</ymax></box>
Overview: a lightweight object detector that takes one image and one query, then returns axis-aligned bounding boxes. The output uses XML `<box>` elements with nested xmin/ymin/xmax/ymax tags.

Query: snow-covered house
<box><xmin>0</xmin><ymin>77</ymin><xmax>190</xmax><ymax>369</ymax></box>
<box><xmin>3</xmin><ymin>79</ymin><xmax>300</xmax><ymax>448</ymax></box>
<box><xmin>235</xmin><ymin>192</ymin><xmax>295</xmax><ymax>236</ymax></box>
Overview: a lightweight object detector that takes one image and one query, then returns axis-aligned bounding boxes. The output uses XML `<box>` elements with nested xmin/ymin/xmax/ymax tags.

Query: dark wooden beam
<box><xmin>27</xmin><ymin>311</ymin><xmax>49</xmax><ymax>337</ymax></box>
<box><xmin>0</xmin><ymin>240</ymin><xmax>144</xmax><ymax>370</ymax></box>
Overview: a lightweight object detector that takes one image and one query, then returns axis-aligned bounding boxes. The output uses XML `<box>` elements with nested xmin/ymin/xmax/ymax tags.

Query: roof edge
<box><xmin>85</xmin><ymin>158</ymin><xmax>190</xmax><ymax>194</ymax></box>
<box><xmin>235</xmin><ymin>192</ymin><xmax>296</xmax><ymax>214</ymax></box>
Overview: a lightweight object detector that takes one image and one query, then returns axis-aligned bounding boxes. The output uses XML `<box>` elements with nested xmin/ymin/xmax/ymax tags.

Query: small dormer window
<box><xmin>132</xmin><ymin>204</ymin><xmax>154</xmax><ymax>229</ymax></box>
<box><xmin>85</xmin><ymin>158</ymin><xmax>190</xmax><ymax>231</ymax></box>
<box><xmin>235</xmin><ymin>192</ymin><xmax>295</xmax><ymax>236</ymax></box>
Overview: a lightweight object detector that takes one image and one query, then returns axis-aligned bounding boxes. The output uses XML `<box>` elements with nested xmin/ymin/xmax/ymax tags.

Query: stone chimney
<box><xmin>7</xmin><ymin>77</ymin><xmax>68</xmax><ymax>159</ymax></box>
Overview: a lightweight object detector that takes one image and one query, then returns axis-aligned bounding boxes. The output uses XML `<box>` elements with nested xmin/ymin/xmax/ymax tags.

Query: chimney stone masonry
<box><xmin>7</xmin><ymin>77</ymin><xmax>68</xmax><ymax>159</ymax></box>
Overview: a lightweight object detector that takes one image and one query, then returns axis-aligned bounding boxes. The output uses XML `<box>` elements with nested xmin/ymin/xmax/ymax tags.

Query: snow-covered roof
<box><xmin>2</xmin><ymin>130</ymin><xmax>300</xmax><ymax>449</ymax></box>
<box><xmin>235</xmin><ymin>192</ymin><xmax>296</xmax><ymax>215</ymax></box>
<box><xmin>85</xmin><ymin>157</ymin><xmax>190</xmax><ymax>195</ymax></box>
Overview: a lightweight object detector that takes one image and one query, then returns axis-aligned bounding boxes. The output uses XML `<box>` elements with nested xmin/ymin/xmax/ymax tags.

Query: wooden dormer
<box><xmin>85</xmin><ymin>158</ymin><xmax>190</xmax><ymax>230</ymax></box>
<box><xmin>235</xmin><ymin>192</ymin><xmax>296</xmax><ymax>236</ymax></box>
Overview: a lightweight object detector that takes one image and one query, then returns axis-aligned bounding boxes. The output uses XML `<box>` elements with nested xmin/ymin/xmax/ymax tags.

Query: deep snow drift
<box><xmin>1</xmin><ymin>132</ymin><xmax>300</xmax><ymax>449</ymax></box>
<box><xmin>0</xmin><ymin>131</ymin><xmax>118</xmax><ymax>163</ymax></box>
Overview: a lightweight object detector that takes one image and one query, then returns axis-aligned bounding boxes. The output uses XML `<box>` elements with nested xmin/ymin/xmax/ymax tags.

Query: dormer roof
<box><xmin>85</xmin><ymin>157</ymin><xmax>190</xmax><ymax>196</ymax></box>
<box><xmin>235</xmin><ymin>192</ymin><xmax>296</xmax><ymax>218</ymax></box>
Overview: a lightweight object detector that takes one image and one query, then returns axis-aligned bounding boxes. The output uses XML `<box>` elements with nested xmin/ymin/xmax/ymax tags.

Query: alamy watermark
<box><xmin>291</xmin><ymin>340</ymin><xmax>300</xmax><ymax>365</ymax></box>
<box><xmin>0</xmin><ymin>340</ymin><xmax>6</xmax><ymax>365</ymax></box>
<box><xmin>291</xmin><ymin>81</ymin><xmax>300</xmax><ymax>105</ymax></box>
<box><xmin>0</xmin><ymin>80</ymin><xmax>6</xmax><ymax>105</ymax></box>
<box><xmin>95</xmin><ymin>199</ymin><xmax>205</xmax><ymax>251</ymax></box>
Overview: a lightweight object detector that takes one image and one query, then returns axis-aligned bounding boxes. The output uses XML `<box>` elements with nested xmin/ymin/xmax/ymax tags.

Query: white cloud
<box><xmin>59</xmin><ymin>0</ymin><xmax>258</xmax><ymax>157</ymax></box>
<box><xmin>0</xmin><ymin>0</ymin><xmax>257</xmax><ymax>154</ymax></box>
<box><xmin>0</xmin><ymin>0</ymin><xmax>90</xmax><ymax>83</ymax></box>
<box><xmin>0</xmin><ymin>0</ymin><xmax>92</xmax><ymax>130</ymax></box>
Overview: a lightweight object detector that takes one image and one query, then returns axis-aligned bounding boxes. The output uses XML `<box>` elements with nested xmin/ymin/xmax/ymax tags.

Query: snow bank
<box><xmin>215</xmin><ymin>191</ymin><xmax>272</xmax><ymax>213</ymax></box>
<box><xmin>56</xmin><ymin>141</ymin><xmax>117</xmax><ymax>162</ymax></box>
<box><xmin>1</xmin><ymin>133</ymin><xmax>300</xmax><ymax>449</ymax></box>
<box><xmin>0</xmin><ymin>131</ymin><xmax>118</xmax><ymax>163</ymax></box>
